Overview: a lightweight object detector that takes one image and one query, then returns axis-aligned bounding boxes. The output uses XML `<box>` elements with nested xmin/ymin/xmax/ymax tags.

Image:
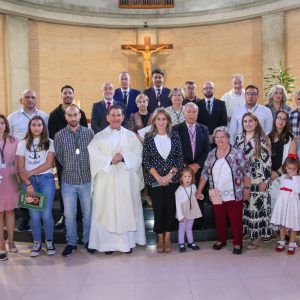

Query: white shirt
<box><xmin>7</xmin><ymin>107</ymin><xmax>49</xmax><ymax>141</ymax></box>
<box><xmin>205</xmin><ymin>97</ymin><xmax>214</xmax><ymax>113</ymax></box>
<box><xmin>221</xmin><ymin>89</ymin><xmax>245</xmax><ymax>119</ymax></box>
<box><xmin>212</xmin><ymin>158</ymin><xmax>234</xmax><ymax>202</ymax></box>
<box><xmin>154</xmin><ymin>134</ymin><xmax>171</xmax><ymax>160</ymax></box>
<box><xmin>154</xmin><ymin>86</ymin><xmax>163</xmax><ymax>98</ymax></box>
<box><xmin>229</xmin><ymin>104</ymin><xmax>273</xmax><ymax>144</ymax></box>
<box><xmin>16</xmin><ymin>138</ymin><xmax>55</xmax><ymax>174</ymax></box>
<box><xmin>121</xmin><ymin>88</ymin><xmax>130</xmax><ymax>104</ymax></box>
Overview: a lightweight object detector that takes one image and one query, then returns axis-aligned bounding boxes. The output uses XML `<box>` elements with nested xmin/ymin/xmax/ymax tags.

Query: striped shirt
<box><xmin>54</xmin><ymin>125</ymin><xmax>94</xmax><ymax>185</ymax></box>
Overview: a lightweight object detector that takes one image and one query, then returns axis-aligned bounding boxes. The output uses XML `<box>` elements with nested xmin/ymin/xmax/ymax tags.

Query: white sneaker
<box><xmin>30</xmin><ymin>242</ymin><xmax>42</xmax><ymax>257</ymax></box>
<box><xmin>46</xmin><ymin>240</ymin><xmax>56</xmax><ymax>256</ymax></box>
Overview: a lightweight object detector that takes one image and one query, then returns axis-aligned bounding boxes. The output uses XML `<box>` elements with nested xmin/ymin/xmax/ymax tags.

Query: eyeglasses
<box><xmin>246</xmin><ymin>92</ymin><xmax>258</xmax><ymax>96</ymax></box>
<box><xmin>276</xmin><ymin>116</ymin><xmax>287</xmax><ymax>122</ymax></box>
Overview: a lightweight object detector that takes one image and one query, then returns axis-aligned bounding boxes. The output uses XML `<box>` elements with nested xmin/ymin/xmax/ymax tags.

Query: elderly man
<box><xmin>91</xmin><ymin>82</ymin><xmax>126</xmax><ymax>133</ymax></box>
<box><xmin>143</xmin><ymin>68</ymin><xmax>171</xmax><ymax>113</ymax></box>
<box><xmin>113</xmin><ymin>71</ymin><xmax>141</xmax><ymax>119</ymax></box>
<box><xmin>230</xmin><ymin>84</ymin><xmax>273</xmax><ymax>144</ymax></box>
<box><xmin>221</xmin><ymin>74</ymin><xmax>245</xmax><ymax>124</ymax></box>
<box><xmin>88</xmin><ymin>105</ymin><xmax>146</xmax><ymax>254</ymax></box>
<box><xmin>182</xmin><ymin>80</ymin><xmax>201</xmax><ymax>105</ymax></box>
<box><xmin>290</xmin><ymin>90</ymin><xmax>300</xmax><ymax>157</ymax></box>
<box><xmin>196</xmin><ymin>81</ymin><xmax>227</xmax><ymax>146</ymax></box>
<box><xmin>8</xmin><ymin>89</ymin><xmax>48</xmax><ymax>231</ymax></box>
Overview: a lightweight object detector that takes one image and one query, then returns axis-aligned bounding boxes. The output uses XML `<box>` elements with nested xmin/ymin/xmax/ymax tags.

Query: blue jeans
<box><xmin>26</xmin><ymin>173</ymin><xmax>55</xmax><ymax>242</ymax></box>
<box><xmin>61</xmin><ymin>182</ymin><xmax>92</xmax><ymax>246</ymax></box>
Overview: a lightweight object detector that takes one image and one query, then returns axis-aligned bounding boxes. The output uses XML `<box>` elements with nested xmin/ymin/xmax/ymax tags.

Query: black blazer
<box><xmin>143</xmin><ymin>87</ymin><xmax>172</xmax><ymax>113</ymax></box>
<box><xmin>172</xmin><ymin>122</ymin><xmax>209</xmax><ymax>183</ymax></box>
<box><xmin>48</xmin><ymin>104</ymin><xmax>88</xmax><ymax>139</ymax></box>
<box><xmin>113</xmin><ymin>88</ymin><xmax>141</xmax><ymax>119</ymax></box>
<box><xmin>91</xmin><ymin>100</ymin><xmax>126</xmax><ymax>134</ymax></box>
<box><xmin>196</xmin><ymin>98</ymin><xmax>227</xmax><ymax>135</ymax></box>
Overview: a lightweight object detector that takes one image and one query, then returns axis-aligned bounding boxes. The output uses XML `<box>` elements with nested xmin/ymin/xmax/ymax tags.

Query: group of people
<box><xmin>1</xmin><ymin>68</ymin><xmax>300</xmax><ymax>262</ymax></box>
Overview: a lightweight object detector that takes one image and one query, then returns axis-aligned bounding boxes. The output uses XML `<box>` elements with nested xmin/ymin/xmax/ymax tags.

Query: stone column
<box><xmin>5</xmin><ymin>15</ymin><xmax>30</xmax><ymax>113</ymax></box>
<box><xmin>262</xmin><ymin>12</ymin><xmax>284</xmax><ymax>96</ymax></box>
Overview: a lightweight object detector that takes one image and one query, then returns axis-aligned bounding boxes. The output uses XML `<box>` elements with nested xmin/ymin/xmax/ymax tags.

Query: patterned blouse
<box><xmin>142</xmin><ymin>130</ymin><xmax>184</xmax><ymax>185</ymax></box>
<box><xmin>128</xmin><ymin>111</ymin><xmax>152</xmax><ymax>133</ymax></box>
<box><xmin>235</xmin><ymin>134</ymin><xmax>272</xmax><ymax>187</ymax></box>
<box><xmin>265</xmin><ymin>103</ymin><xmax>291</xmax><ymax>119</ymax></box>
<box><xmin>202</xmin><ymin>145</ymin><xmax>251</xmax><ymax>201</ymax></box>
<box><xmin>165</xmin><ymin>106</ymin><xmax>185</xmax><ymax>126</ymax></box>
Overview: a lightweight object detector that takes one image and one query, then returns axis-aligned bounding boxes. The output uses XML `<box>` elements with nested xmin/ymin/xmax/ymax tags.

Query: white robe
<box><xmin>88</xmin><ymin>126</ymin><xmax>146</xmax><ymax>252</ymax></box>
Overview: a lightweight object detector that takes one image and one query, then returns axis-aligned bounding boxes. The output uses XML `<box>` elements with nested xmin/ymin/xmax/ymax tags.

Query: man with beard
<box><xmin>143</xmin><ymin>68</ymin><xmax>171</xmax><ymax>113</ymax></box>
<box><xmin>54</xmin><ymin>104</ymin><xmax>95</xmax><ymax>256</ymax></box>
<box><xmin>182</xmin><ymin>80</ymin><xmax>201</xmax><ymax>105</ymax></box>
<box><xmin>48</xmin><ymin>85</ymin><xmax>88</xmax><ymax>229</ymax></box>
<box><xmin>196</xmin><ymin>81</ymin><xmax>227</xmax><ymax>146</ymax></box>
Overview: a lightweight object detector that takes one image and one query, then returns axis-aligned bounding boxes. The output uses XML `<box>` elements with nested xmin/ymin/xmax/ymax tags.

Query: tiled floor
<box><xmin>1</xmin><ymin>240</ymin><xmax>300</xmax><ymax>300</ymax></box>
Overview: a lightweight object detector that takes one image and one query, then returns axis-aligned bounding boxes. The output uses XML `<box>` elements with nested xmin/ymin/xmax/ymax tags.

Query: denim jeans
<box><xmin>26</xmin><ymin>173</ymin><xmax>55</xmax><ymax>242</ymax></box>
<box><xmin>61</xmin><ymin>181</ymin><xmax>92</xmax><ymax>246</ymax></box>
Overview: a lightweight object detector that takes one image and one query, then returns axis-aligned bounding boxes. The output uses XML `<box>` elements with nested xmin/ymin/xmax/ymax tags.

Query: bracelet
<box><xmin>26</xmin><ymin>183</ymin><xmax>32</xmax><ymax>187</ymax></box>
<box><xmin>244</xmin><ymin>186</ymin><xmax>250</xmax><ymax>190</ymax></box>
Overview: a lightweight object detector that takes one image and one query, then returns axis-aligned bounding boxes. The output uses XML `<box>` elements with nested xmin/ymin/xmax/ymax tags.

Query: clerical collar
<box><xmin>109</xmin><ymin>126</ymin><xmax>121</xmax><ymax>132</ymax></box>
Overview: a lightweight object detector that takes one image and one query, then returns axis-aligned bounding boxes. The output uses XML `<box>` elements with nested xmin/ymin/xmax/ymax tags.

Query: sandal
<box><xmin>156</xmin><ymin>236</ymin><xmax>164</xmax><ymax>253</ymax></box>
<box><xmin>164</xmin><ymin>237</ymin><xmax>172</xmax><ymax>253</ymax></box>
<box><xmin>246</xmin><ymin>239</ymin><xmax>262</xmax><ymax>250</ymax></box>
<box><xmin>275</xmin><ymin>241</ymin><xmax>285</xmax><ymax>253</ymax></box>
<box><xmin>6</xmin><ymin>241</ymin><xmax>18</xmax><ymax>253</ymax></box>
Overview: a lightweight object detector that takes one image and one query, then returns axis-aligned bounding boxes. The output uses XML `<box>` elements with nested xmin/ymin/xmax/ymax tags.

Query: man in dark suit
<box><xmin>113</xmin><ymin>71</ymin><xmax>140</xmax><ymax>119</ymax></box>
<box><xmin>196</xmin><ymin>81</ymin><xmax>227</xmax><ymax>146</ymax></box>
<box><xmin>143</xmin><ymin>68</ymin><xmax>171</xmax><ymax>113</ymax></box>
<box><xmin>91</xmin><ymin>82</ymin><xmax>126</xmax><ymax>134</ymax></box>
<box><xmin>182</xmin><ymin>80</ymin><xmax>201</xmax><ymax>105</ymax></box>
<box><xmin>173</xmin><ymin>102</ymin><xmax>209</xmax><ymax>227</ymax></box>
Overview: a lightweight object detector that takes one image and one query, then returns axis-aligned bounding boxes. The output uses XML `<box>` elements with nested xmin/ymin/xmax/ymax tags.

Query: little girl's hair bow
<box><xmin>287</xmin><ymin>153</ymin><xmax>299</xmax><ymax>160</ymax></box>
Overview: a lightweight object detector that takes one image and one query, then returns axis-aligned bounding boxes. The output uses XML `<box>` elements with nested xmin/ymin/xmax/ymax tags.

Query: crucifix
<box><xmin>121</xmin><ymin>34</ymin><xmax>173</xmax><ymax>88</ymax></box>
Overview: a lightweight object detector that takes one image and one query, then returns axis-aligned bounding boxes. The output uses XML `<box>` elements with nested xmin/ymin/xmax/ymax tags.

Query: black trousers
<box><xmin>147</xmin><ymin>183</ymin><xmax>179</xmax><ymax>234</ymax></box>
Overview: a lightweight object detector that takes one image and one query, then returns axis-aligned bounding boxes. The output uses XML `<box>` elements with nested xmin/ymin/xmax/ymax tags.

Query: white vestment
<box><xmin>88</xmin><ymin>126</ymin><xmax>146</xmax><ymax>252</ymax></box>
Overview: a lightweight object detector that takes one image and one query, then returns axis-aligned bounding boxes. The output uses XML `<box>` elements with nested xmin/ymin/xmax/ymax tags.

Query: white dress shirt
<box><xmin>221</xmin><ymin>89</ymin><xmax>245</xmax><ymax>119</ymax></box>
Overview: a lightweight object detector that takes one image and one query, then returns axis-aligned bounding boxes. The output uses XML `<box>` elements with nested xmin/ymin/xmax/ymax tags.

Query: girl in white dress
<box><xmin>175</xmin><ymin>167</ymin><xmax>202</xmax><ymax>252</ymax></box>
<box><xmin>271</xmin><ymin>154</ymin><xmax>300</xmax><ymax>255</ymax></box>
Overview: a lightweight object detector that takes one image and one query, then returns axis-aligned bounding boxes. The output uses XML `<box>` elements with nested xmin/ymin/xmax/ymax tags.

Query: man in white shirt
<box><xmin>221</xmin><ymin>74</ymin><xmax>245</xmax><ymax>124</ymax></box>
<box><xmin>229</xmin><ymin>84</ymin><xmax>273</xmax><ymax>144</ymax></box>
<box><xmin>8</xmin><ymin>90</ymin><xmax>49</xmax><ymax>141</ymax></box>
<box><xmin>7</xmin><ymin>89</ymin><xmax>48</xmax><ymax>232</ymax></box>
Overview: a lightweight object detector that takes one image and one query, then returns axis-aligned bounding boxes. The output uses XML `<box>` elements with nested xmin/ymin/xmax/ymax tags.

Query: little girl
<box><xmin>175</xmin><ymin>167</ymin><xmax>202</xmax><ymax>252</ymax></box>
<box><xmin>271</xmin><ymin>154</ymin><xmax>300</xmax><ymax>255</ymax></box>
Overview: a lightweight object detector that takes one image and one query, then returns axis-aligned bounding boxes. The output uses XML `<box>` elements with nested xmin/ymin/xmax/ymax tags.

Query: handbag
<box><xmin>209</xmin><ymin>159</ymin><xmax>226</xmax><ymax>205</ymax></box>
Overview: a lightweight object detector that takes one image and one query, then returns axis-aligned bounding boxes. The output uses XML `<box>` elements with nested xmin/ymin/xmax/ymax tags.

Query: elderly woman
<box><xmin>235</xmin><ymin>112</ymin><xmax>273</xmax><ymax>250</ymax></box>
<box><xmin>128</xmin><ymin>93</ymin><xmax>152</xmax><ymax>142</ymax></box>
<box><xmin>143</xmin><ymin>108</ymin><xmax>184</xmax><ymax>253</ymax></box>
<box><xmin>197</xmin><ymin>127</ymin><xmax>250</xmax><ymax>254</ymax></box>
<box><xmin>269</xmin><ymin>110</ymin><xmax>297</xmax><ymax>211</ymax></box>
<box><xmin>165</xmin><ymin>88</ymin><xmax>185</xmax><ymax>126</ymax></box>
<box><xmin>290</xmin><ymin>90</ymin><xmax>300</xmax><ymax>158</ymax></box>
<box><xmin>265</xmin><ymin>84</ymin><xmax>291</xmax><ymax>119</ymax></box>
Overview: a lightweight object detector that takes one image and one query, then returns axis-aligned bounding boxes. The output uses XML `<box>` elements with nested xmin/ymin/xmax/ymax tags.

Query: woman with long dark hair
<box><xmin>17</xmin><ymin>116</ymin><xmax>56</xmax><ymax>257</ymax></box>
<box><xmin>235</xmin><ymin>112</ymin><xmax>273</xmax><ymax>250</ymax></box>
<box><xmin>0</xmin><ymin>114</ymin><xmax>19</xmax><ymax>261</ymax></box>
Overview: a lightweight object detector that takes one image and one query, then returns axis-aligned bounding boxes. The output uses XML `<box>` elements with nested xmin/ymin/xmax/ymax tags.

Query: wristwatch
<box><xmin>169</xmin><ymin>169</ymin><xmax>176</xmax><ymax>174</ymax></box>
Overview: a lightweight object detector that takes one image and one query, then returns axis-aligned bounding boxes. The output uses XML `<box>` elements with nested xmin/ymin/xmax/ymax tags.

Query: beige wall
<box><xmin>0</xmin><ymin>15</ymin><xmax>8</xmax><ymax>114</ymax></box>
<box><xmin>285</xmin><ymin>8</ymin><xmax>300</xmax><ymax>98</ymax></box>
<box><xmin>28</xmin><ymin>18</ymin><xmax>262</xmax><ymax>117</ymax></box>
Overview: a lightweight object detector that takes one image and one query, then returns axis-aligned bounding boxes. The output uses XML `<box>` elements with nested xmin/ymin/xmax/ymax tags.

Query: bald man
<box><xmin>91</xmin><ymin>82</ymin><xmax>127</xmax><ymax>133</ymax></box>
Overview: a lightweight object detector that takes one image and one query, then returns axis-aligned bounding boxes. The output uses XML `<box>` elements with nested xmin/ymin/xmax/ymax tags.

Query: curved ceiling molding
<box><xmin>0</xmin><ymin>0</ymin><xmax>300</xmax><ymax>27</ymax></box>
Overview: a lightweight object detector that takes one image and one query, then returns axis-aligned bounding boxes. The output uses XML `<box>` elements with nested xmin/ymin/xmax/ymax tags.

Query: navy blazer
<box><xmin>113</xmin><ymin>88</ymin><xmax>141</xmax><ymax>119</ymax></box>
<box><xmin>172</xmin><ymin>121</ymin><xmax>209</xmax><ymax>183</ymax></box>
<box><xmin>196</xmin><ymin>98</ymin><xmax>227</xmax><ymax>135</ymax></box>
<box><xmin>143</xmin><ymin>87</ymin><xmax>172</xmax><ymax>113</ymax></box>
<box><xmin>91</xmin><ymin>100</ymin><xmax>127</xmax><ymax>134</ymax></box>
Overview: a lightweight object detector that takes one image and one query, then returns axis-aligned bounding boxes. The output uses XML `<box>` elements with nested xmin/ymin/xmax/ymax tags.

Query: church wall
<box><xmin>28</xmin><ymin>18</ymin><xmax>263</xmax><ymax>117</ymax></box>
<box><xmin>0</xmin><ymin>15</ymin><xmax>8</xmax><ymax>115</ymax></box>
<box><xmin>285</xmin><ymin>8</ymin><xmax>300</xmax><ymax>96</ymax></box>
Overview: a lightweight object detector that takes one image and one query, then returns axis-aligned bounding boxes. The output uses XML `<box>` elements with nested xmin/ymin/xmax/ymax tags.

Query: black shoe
<box><xmin>105</xmin><ymin>251</ymin><xmax>114</xmax><ymax>255</ymax></box>
<box><xmin>212</xmin><ymin>242</ymin><xmax>227</xmax><ymax>250</ymax></box>
<box><xmin>84</xmin><ymin>243</ymin><xmax>96</xmax><ymax>254</ymax></box>
<box><xmin>233</xmin><ymin>246</ymin><xmax>243</xmax><ymax>255</ymax></box>
<box><xmin>179</xmin><ymin>244</ymin><xmax>186</xmax><ymax>253</ymax></box>
<box><xmin>187</xmin><ymin>243</ymin><xmax>200</xmax><ymax>251</ymax></box>
<box><xmin>62</xmin><ymin>245</ymin><xmax>77</xmax><ymax>257</ymax></box>
<box><xmin>55</xmin><ymin>216</ymin><xmax>65</xmax><ymax>230</ymax></box>
<box><xmin>17</xmin><ymin>220</ymin><xmax>30</xmax><ymax>232</ymax></box>
<box><xmin>0</xmin><ymin>251</ymin><xmax>8</xmax><ymax>261</ymax></box>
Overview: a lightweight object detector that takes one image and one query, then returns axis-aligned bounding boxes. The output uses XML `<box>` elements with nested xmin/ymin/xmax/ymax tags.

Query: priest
<box><xmin>88</xmin><ymin>105</ymin><xmax>146</xmax><ymax>254</ymax></box>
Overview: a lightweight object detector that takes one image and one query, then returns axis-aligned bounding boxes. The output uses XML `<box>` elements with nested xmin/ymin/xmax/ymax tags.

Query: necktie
<box><xmin>207</xmin><ymin>100</ymin><xmax>211</xmax><ymax>115</ymax></box>
<box><xmin>107</xmin><ymin>101</ymin><xmax>111</xmax><ymax>110</ymax></box>
<box><xmin>157</xmin><ymin>89</ymin><xmax>161</xmax><ymax>107</ymax></box>
<box><xmin>123</xmin><ymin>91</ymin><xmax>127</xmax><ymax>104</ymax></box>
<box><xmin>188</xmin><ymin>124</ymin><xmax>196</xmax><ymax>159</ymax></box>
